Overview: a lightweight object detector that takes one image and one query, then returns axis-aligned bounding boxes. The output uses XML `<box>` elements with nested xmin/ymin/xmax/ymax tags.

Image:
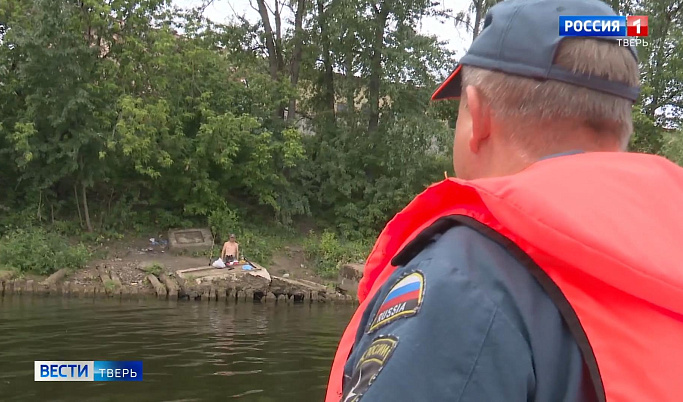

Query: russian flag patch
<box><xmin>368</xmin><ymin>271</ymin><xmax>425</xmax><ymax>333</ymax></box>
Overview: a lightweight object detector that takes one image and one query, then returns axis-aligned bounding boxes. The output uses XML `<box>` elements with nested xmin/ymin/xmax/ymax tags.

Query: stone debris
<box><xmin>0</xmin><ymin>260</ymin><xmax>357</xmax><ymax>304</ymax></box>
<box><xmin>167</xmin><ymin>228</ymin><xmax>213</xmax><ymax>252</ymax></box>
<box><xmin>337</xmin><ymin>263</ymin><xmax>364</xmax><ymax>298</ymax></box>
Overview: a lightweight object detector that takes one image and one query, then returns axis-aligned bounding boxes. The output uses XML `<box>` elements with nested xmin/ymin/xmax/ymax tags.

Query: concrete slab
<box><xmin>271</xmin><ymin>276</ymin><xmax>326</xmax><ymax>295</ymax></box>
<box><xmin>339</xmin><ymin>263</ymin><xmax>364</xmax><ymax>282</ymax></box>
<box><xmin>168</xmin><ymin>228</ymin><xmax>213</xmax><ymax>250</ymax></box>
<box><xmin>337</xmin><ymin>263</ymin><xmax>364</xmax><ymax>296</ymax></box>
<box><xmin>176</xmin><ymin>263</ymin><xmax>271</xmax><ymax>282</ymax></box>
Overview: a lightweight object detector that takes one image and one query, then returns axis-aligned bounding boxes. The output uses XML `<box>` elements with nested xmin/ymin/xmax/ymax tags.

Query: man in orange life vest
<box><xmin>326</xmin><ymin>0</ymin><xmax>683</xmax><ymax>401</ymax></box>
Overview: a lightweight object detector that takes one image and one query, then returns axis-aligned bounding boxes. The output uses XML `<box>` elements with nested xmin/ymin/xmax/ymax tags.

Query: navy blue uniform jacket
<box><xmin>341</xmin><ymin>224</ymin><xmax>598</xmax><ymax>401</ymax></box>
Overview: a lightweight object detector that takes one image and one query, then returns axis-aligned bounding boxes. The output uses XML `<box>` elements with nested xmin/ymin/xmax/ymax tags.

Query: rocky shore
<box><xmin>0</xmin><ymin>262</ymin><xmax>361</xmax><ymax>304</ymax></box>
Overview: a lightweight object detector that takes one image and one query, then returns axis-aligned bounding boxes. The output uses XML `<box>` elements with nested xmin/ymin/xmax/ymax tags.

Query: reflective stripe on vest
<box><xmin>326</xmin><ymin>152</ymin><xmax>683</xmax><ymax>402</ymax></box>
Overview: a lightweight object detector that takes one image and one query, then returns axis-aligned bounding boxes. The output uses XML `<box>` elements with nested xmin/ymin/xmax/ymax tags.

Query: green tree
<box><xmin>621</xmin><ymin>0</ymin><xmax>682</xmax><ymax>153</ymax></box>
<box><xmin>2</xmin><ymin>0</ymin><xmax>677</xmax><ymax>255</ymax></box>
<box><xmin>454</xmin><ymin>0</ymin><xmax>503</xmax><ymax>40</ymax></box>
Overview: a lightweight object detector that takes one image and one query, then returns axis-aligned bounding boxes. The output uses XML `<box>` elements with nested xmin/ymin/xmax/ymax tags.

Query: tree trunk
<box><xmin>81</xmin><ymin>182</ymin><xmax>93</xmax><ymax>233</ymax></box>
<box><xmin>255</xmin><ymin>0</ymin><xmax>286</xmax><ymax>119</ymax></box>
<box><xmin>274</xmin><ymin>0</ymin><xmax>286</xmax><ymax>119</ymax></box>
<box><xmin>74</xmin><ymin>184</ymin><xmax>83</xmax><ymax>228</ymax></box>
<box><xmin>345</xmin><ymin>52</ymin><xmax>355</xmax><ymax>120</ymax></box>
<box><xmin>472</xmin><ymin>0</ymin><xmax>484</xmax><ymax>40</ymax></box>
<box><xmin>473</xmin><ymin>0</ymin><xmax>507</xmax><ymax>40</ymax></box>
<box><xmin>367</xmin><ymin>4</ymin><xmax>389</xmax><ymax>133</ymax></box>
<box><xmin>37</xmin><ymin>191</ymin><xmax>42</xmax><ymax>222</ymax></box>
<box><xmin>274</xmin><ymin>0</ymin><xmax>285</xmax><ymax>73</ymax></box>
<box><xmin>317</xmin><ymin>0</ymin><xmax>336</xmax><ymax>122</ymax></box>
<box><xmin>255</xmin><ymin>0</ymin><xmax>279</xmax><ymax>81</ymax></box>
<box><xmin>287</xmin><ymin>0</ymin><xmax>307</xmax><ymax>123</ymax></box>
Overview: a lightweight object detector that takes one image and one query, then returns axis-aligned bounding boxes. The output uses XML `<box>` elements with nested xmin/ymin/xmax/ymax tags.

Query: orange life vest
<box><xmin>326</xmin><ymin>152</ymin><xmax>683</xmax><ymax>402</ymax></box>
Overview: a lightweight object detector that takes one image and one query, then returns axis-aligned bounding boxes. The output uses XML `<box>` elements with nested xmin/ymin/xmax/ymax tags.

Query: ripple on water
<box><xmin>0</xmin><ymin>297</ymin><xmax>354</xmax><ymax>401</ymax></box>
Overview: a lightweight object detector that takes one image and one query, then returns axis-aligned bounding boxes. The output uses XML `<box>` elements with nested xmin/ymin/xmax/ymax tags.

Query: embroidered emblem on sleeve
<box><xmin>367</xmin><ymin>271</ymin><xmax>425</xmax><ymax>333</ymax></box>
<box><xmin>342</xmin><ymin>335</ymin><xmax>399</xmax><ymax>402</ymax></box>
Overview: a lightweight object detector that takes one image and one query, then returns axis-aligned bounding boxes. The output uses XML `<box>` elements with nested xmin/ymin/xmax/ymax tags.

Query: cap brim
<box><xmin>431</xmin><ymin>64</ymin><xmax>463</xmax><ymax>101</ymax></box>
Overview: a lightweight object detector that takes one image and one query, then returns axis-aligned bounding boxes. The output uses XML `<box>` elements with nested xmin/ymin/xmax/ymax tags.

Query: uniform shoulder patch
<box><xmin>342</xmin><ymin>335</ymin><xmax>399</xmax><ymax>402</ymax></box>
<box><xmin>368</xmin><ymin>271</ymin><xmax>425</xmax><ymax>333</ymax></box>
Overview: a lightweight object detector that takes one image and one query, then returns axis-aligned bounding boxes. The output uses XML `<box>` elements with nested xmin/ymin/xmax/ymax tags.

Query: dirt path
<box><xmin>70</xmin><ymin>238</ymin><xmax>323</xmax><ymax>288</ymax></box>
<box><xmin>68</xmin><ymin>237</ymin><xmax>205</xmax><ymax>287</ymax></box>
<box><xmin>268</xmin><ymin>246</ymin><xmax>323</xmax><ymax>284</ymax></box>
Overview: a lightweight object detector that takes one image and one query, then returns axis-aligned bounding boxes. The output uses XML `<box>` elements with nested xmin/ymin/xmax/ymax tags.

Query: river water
<box><xmin>0</xmin><ymin>296</ymin><xmax>355</xmax><ymax>401</ymax></box>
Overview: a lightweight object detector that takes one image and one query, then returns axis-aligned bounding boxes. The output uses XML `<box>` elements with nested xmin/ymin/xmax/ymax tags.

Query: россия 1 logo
<box><xmin>626</xmin><ymin>16</ymin><xmax>648</xmax><ymax>37</ymax></box>
<box><xmin>34</xmin><ymin>361</ymin><xmax>143</xmax><ymax>382</ymax></box>
<box><xmin>559</xmin><ymin>15</ymin><xmax>649</xmax><ymax>48</ymax></box>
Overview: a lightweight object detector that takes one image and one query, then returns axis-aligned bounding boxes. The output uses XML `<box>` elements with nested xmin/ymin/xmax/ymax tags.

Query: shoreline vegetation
<box><xmin>0</xmin><ymin>0</ymin><xmax>680</xmax><ymax>291</ymax></box>
<box><xmin>0</xmin><ymin>226</ymin><xmax>368</xmax><ymax>303</ymax></box>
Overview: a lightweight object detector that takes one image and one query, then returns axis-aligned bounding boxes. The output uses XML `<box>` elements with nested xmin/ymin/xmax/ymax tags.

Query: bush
<box><xmin>206</xmin><ymin>206</ymin><xmax>296</xmax><ymax>264</ymax></box>
<box><xmin>208</xmin><ymin>205</ymin><xmax>240</xmax><ymax>244</ymax></box>
<box><xmin>153</xmin><ymin>209</ymin><xmax>196</xmax><ymax>231</ymax></box>
<box><xmin>0</xmin><ymin>207</ymin><xmax>40</xmax><ymax>236</ymax></box>
<box><xmin>0</xmin><ymin>227</ymin><xmax>90</xmax><ymax>275</ymax></box>
<box><xmin>662</xmin><ymin>130</ymin><xmax>683</xmax><ymax>166</ymax></box>
<box><xmin>51</xmin><ymin>220</ymin><xmax>82</xmax><ymax>237</ymax></box>
<box><xmin>207</xmin><ymin>206</ymin><xmax>273</xmax><ymax>262</ymax></box>
<box><xmin>303</xmin><ymin>230</ymin><xmax>371</xmax><ymax>278</ymax></box>
<box><xmin>143</xmin><ymin>263</ymin><xmax>163</xmax><ymax>276</ymax></box>
<box><xmin>238</xmin><ymin>230</ymin><xmax>273</xmax><ymax>264</ymax></box>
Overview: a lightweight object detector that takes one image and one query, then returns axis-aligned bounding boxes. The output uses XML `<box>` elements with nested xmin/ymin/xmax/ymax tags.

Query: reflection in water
<box><xmin>0</xmin><ymin>296</ymin><xmax>354</xmax><ymax>402</ymax></box>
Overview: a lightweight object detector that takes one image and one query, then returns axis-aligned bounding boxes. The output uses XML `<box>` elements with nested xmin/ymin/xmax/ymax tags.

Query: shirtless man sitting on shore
<box><xmin>221</xmin><ymin>234</ymin><xmax>239</xmax><ymax>263</ymax></box>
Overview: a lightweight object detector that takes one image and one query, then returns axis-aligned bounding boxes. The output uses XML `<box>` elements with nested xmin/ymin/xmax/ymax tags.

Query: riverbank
<box><xmin>0</xmin><ymin>234</ymin><xmax>362</xmax><ymax>304</ymax></box>
<box><xmin>0</xmin><ymin>272</ymin><xmax>357</xmax><ymax>303</ymax></box>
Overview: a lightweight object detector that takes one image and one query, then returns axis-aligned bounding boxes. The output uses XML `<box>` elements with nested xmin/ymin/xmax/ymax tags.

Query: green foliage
<box><xmin>630</xmin><ymin>106</ymin><xmax>663</xmax><ymax>154</ymax></box>
<box><xmin>238</xmin><ymin>230</ymin><xmax>275</xmax><ymax>264</ymax></box>
<box><xmin>78</xmin><ymin>229</ymin><xmax>125</xmax><ymax>248</ymax></box>
<box><xmin>206</xmin><ymin>212</ymin><xmax>291</xmax><ymax>264</ymax></box>
<box><xmin>51</xmin><ymin>220</ymin><xmax>83</xmax><ymax>237</ymax></box>
<box><xmin>237</xmin><ymin>225</ymin><xmax>295</xmax><ymax>265</ymax></box>
<box><xmin>152</xmin><ymin>210</ymin><xmax>195</xmax><ymax>232</ymax></box>
<box><xmin>103</xmin><ymin>279</ymin><xmax>118</xmax><ymax>292</ymax></box>
<box><xmin>143</xmin><ymin>263</ymin><xmax>163</xmax><ymax>277</ymax></box>
<box><xmin>662</xmin><ymin>131</ymin><xmax>683</xmax><ymax>165</ymax></box>
<box><xmin>113</xmin><ymin>96</ymin><xmax>174</xmax><ymax>179</ymax></box>
<box><xmin>0</xmin><ymin>227</ymin><xmax>90</xmax><ymax>275</ymax></box>
<box><xmin>0</xmin><ymin>207</ymin><xmax>41</xmax><ymax>235</ymax></box>
<box><xmin>303</xmin><ymin>230</ymin><xmax>371</xmax><ymax>278</ymax></box>
<box><xmin>630</xmin><ymin>0</ymin><xmax>683</xmax><ymax>130</ymax></box>
<box><xmin>0</xmin><ymin>0</ymin><xmax>460</xmax><ymax>242</ymax></box>
<box><xmin>208</xmin><ymin>205</ymin><xmax>240</xmax><ymax>244</ymax></box>
<box><xmin>303</xmin><ymin>110</ymin><xmax>452</xmax><ymax>237</ymax></box>
<box><xmin>0</xmin><ymin>0</ymin><xmax>679</xmax><ymax>281</ymax></box>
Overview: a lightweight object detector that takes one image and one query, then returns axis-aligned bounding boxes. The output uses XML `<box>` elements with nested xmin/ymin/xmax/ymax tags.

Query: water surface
<box><xmin>0</xmin><ymin>296</ymin><xmax>354</xmax><ymax>401</ymax></box>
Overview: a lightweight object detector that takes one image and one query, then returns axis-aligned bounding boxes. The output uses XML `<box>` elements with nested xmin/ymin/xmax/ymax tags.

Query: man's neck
<box><xmin>483</xmin><ymin>149</ymin><xmax>587</xmax><ymax>178</ymax></box>
<box><xmin>538</xmin><ymin>150</ymin><xmax>584</xmax><ymax>161</ymax></box>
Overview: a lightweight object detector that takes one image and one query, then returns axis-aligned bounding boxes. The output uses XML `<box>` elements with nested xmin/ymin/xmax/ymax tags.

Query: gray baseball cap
<box><xmin>432</xmin><ymin>0</ymin><xmax>640</xmax><ymax>102</ymax></box>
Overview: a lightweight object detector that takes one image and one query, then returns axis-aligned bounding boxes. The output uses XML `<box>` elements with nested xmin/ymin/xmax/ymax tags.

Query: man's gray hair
<box><xmin>461</xmin><ymin>38</ymin><xmax>640</xmax><ymax>152</ymax></box>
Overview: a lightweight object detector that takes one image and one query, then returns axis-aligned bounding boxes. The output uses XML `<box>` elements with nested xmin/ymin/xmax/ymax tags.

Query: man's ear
<box><xmin>465</xmin><ymin>85</ymin><xmax>491</xmax><ymax>154</ymax></box>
